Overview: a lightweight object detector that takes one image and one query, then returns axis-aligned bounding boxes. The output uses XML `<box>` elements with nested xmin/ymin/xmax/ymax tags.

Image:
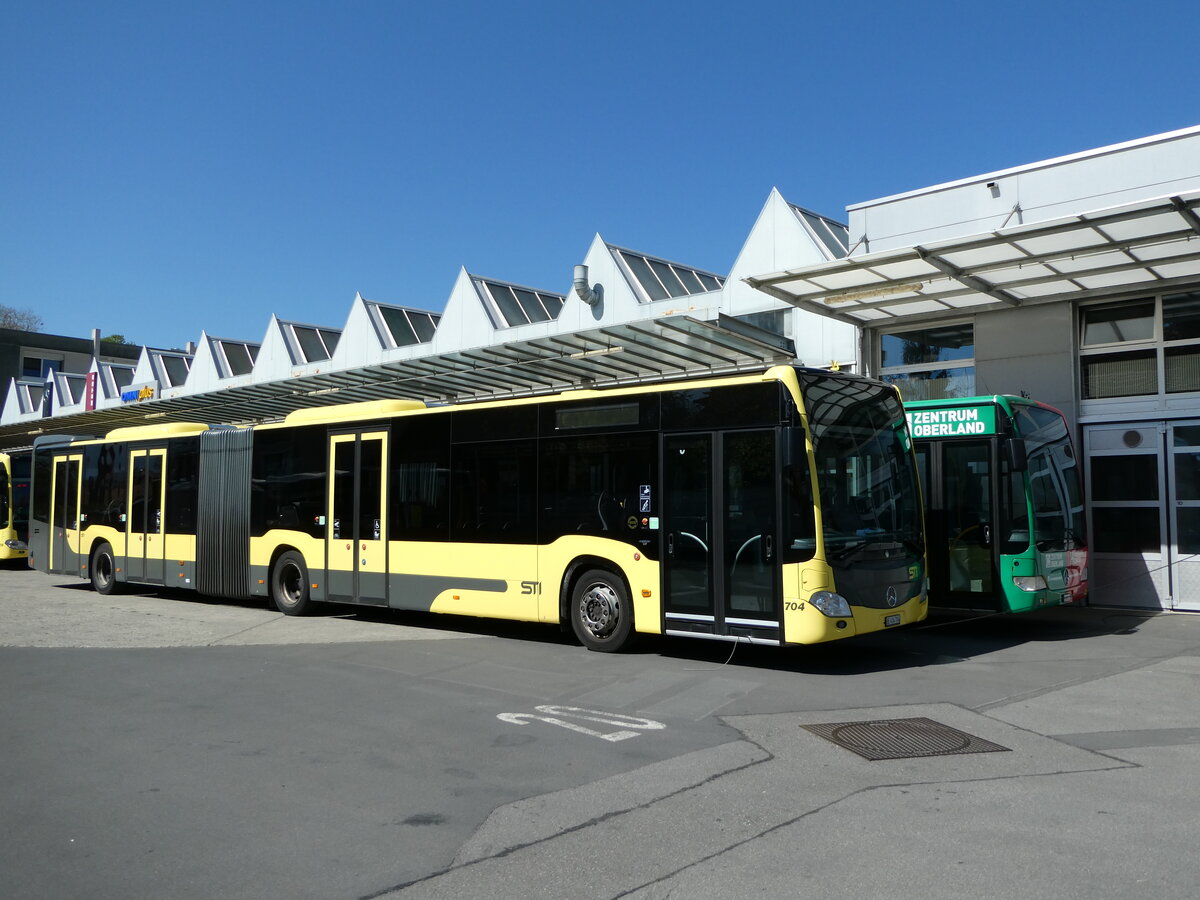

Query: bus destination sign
<box><xmin>906</xmin><ymin>406</ymin><xmax>997</xmax><ymax>438</ymax></box>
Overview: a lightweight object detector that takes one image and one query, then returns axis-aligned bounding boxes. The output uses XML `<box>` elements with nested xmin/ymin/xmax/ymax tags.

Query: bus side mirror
<box><xmin>1006</xmin><ymin>437</ymin><xmax>1027</xmax><ymax>472</ymax></box>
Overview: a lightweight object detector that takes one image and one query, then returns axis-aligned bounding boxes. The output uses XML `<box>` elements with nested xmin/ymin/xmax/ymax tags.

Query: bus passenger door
<box><xmin>927</xmin><ymin>438</ymin><xmax>999</xmax><ymax>609</ymax></box>
<box><xmin>326</xmin><ymin>431</ymin><xmax>388</xmax><ymax>605</ymax></box>
<box><xmin>126</xmin><ymin>448</ymin><xmax>167</xmax><ymax>583</ymax></box>
<box><xmin>663</xmin><ymin>434</ymin><xmax>713</xmax><ymax>624</ymax></box>
<box><xmin>50</xmin><ymin>454</ymin><xmax>82</xmax><ymax>576</ymax></box>
<box><xmin>662</xmin><ymin>430</ymin><xmax>779</xmax><ymax>636</ymax></box>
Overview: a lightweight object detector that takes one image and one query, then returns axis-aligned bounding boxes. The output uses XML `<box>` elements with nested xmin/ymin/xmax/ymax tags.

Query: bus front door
<box><xmin>50</xmin><ymin>454</ymin><xmax>83</xmax><ymax>576</ymax></box>
<box><xmin>326</xmin><ymin>431</ymin><xmax>388</xmax><ymax>606</ymax></box>
<box><xmin>922</xmin><ymin>438</ymin><xmax>999</xmax><ymax>610</ymax></box>
<box><xmin>663</xmin><ymin>431</ymin><xmax>779</xmax><ymax>636</ymax></box>
<box><xmin>126</xmin><ymin>448</ymin><xmax>167</xmax><ymax>583</ymax></box>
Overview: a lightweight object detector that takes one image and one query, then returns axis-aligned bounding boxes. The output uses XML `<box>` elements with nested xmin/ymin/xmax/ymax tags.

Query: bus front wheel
<box><xmin>271</xmin><ymin>551</ymin><xmax>313</xmax><ymax>616</ymax></box>
<box><xmin>90</xmin><ymin>543</ymin><xmax>118</xmax><ymax>595</ymax></box>
<box><xmin>570</xmin><ymin>569</ymin><xmax>635</xmax><ymax>652</ymax></box>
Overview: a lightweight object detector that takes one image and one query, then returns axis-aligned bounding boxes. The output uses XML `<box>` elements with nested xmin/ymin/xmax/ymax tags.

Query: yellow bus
<box><xmin>28</xmin><ymin>365</ymin><xmax>927</xmax><ymax>650</ymax></box>
<box><xmin>1</xmin><ymin>450</ymin><xmax>31</xmax><ymax>561</ymax></box>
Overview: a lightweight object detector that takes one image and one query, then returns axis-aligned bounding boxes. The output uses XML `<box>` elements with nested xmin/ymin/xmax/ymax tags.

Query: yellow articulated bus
<box><xmin>1</xmin><ymin>450</ymin><xmax>32</xmax><ymax>561</ymax></box>
<box><xmin>28</xmin><ymin>365</ymin><xmax>927</xmax><ymax>651</ymax></box>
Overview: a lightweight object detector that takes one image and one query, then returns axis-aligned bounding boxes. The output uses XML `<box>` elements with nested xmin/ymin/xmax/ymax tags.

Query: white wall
<box><xmin>727</xmin><ymin>189</ymin><xmax>858</xmax><ymax>367</ymax></box>
<box><xmin>849</xmin><ymin>125</ymin><xmax>1200</xmax><ymax>253</ymax></box>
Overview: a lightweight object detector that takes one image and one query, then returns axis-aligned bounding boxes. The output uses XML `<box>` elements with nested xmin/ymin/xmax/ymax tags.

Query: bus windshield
<box><xmin>1012</xmin><ymin>405</ymin><xmax>1087</xmax><ymax>552</ymax></box>
<box><xmin>798</xmin><ymin>373</ymin><xmax>924</xmax><ymax>564</ymax></box>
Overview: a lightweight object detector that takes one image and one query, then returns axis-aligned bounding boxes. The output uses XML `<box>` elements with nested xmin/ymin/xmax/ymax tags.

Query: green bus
<box><xmin>905</xmin><ymin>395</ymin><xmax>1087</xmax><ymax>612</ymax></box>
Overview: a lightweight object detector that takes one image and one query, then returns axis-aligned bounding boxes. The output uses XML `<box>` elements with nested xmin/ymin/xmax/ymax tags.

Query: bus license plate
<box><xmin>884</xmin><ymin>614</ymin><xmax>901</xmax><ymax>627</ymax></box>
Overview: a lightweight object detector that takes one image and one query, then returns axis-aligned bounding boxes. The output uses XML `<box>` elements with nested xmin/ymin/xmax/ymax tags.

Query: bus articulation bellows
<box><xmin>29</xmin><ymin>366</ymin><xmax>928</xmax><ymax>650</ymax></box>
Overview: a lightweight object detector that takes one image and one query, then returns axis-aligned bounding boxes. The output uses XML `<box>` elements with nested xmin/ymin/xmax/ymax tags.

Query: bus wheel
<box><xmin>90</xmin><ymin>543</ymin><xmax>118</xmax><ymax>595</ymax></box>
<box><xmin>271</xmin><ymin>551</ymin><xmax>313</xmax><ymax>616</ymax></box>
<box><xmin>570</xmin><ymin>569</ymin><xmax>634</xmax><ymax>652</ymax></box>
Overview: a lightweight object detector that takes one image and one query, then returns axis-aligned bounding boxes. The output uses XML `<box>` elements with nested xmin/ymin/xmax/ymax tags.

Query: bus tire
<box><xmin>271</xmin><ymin>551</ymin><xmax>313</xmax><ymax>616</ymax></box>
<box><xmin>570</xmin><ymin>568</ymin><xmax>635</xmax><ymax>652</ymax></box>
<box><xmin>90</xmin><ymin>543</ymin><xmax>119</xmax><ymax>595</ymax></box>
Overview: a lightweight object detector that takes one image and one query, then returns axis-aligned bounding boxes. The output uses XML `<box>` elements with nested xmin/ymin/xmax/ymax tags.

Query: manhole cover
<box><xmin>801</xmin><ymin>717</ymin><xmax>1010</xmax><ymax>761</ymax></box>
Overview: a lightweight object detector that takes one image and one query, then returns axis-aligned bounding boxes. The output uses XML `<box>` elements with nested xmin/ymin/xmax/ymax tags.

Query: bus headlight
<box><xmin>1012</xmin><ymin>575</ymin><xmax>1048</xmax><ymax>592</ymax></box>
<box><xmin>810</xmin><ymin>591</ymin><xmax>852</xmax><ymax>617</ymax></box>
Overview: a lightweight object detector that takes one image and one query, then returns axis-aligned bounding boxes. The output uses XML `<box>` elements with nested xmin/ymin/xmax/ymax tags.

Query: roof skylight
<box><xmin>149</xmin><ymin>350</ymin><xmax>193</xmax><ymax>388</ymax></box>
<box><xmin>282</xmin><ymin>323</ymin><xmax>341</xmax><ymax>364</ymax></box>
<box><xmin>791</xmin><ymin>205</ymin><xmax>850</xmax><ymax>260</ymax></box>
<box><xmin>611</xmin><ymin>247</ymin><xmax>724</xmax><ymax>302</ymax></box>
<box><xmin>369</xmin><ymin>302</ymin><xmax>441</xmax><ymax>348</ymax></box>
<box><xmin>476</xmin><ymin>279</ymin><xmax>566</xmax><ymax>328</ymax></box>
<box><xmin>215</xmin><ymin>339</ymin><xmax>259</xmax><ymax>377</ymax></box>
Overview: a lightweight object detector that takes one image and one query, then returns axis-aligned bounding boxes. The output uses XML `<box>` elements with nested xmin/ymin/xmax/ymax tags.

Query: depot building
<box><xmin>4</xmin><ymin>124</ymin><xmax>1199</xmax><ymax>612</ymax></box>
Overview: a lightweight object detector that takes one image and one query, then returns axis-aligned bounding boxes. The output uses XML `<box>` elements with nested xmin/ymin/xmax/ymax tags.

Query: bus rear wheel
<box><xmin>90</xmin><ymin>543</ymin><xmax>118</xmax><ymax>595</ymax></box>
<box><xmin>271</xmin><ymin>551</ymin><xmax>313</xmax><ymax>616</ymax></box>
<box><xmin>570</xmin><ymin>569</ymin><xmax>635</xmax><ymax>652</ymax></box>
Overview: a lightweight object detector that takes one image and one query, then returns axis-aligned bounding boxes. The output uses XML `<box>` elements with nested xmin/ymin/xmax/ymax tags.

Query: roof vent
<box><xmin>573</xmin><ymin>265</ymin><xmax>601</xmax><ymax>308</ymax></box>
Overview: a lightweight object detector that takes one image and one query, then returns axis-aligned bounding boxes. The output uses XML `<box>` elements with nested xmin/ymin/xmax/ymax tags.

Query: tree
<box><xmin>0</xmin><ymin>304</ymin><xmax>44</xmax><ymax>331</ymax></box>
<box><xmin>101</xmin><ymin>334</ymin><xmax>130</xmax><ymax>344</ymax></box>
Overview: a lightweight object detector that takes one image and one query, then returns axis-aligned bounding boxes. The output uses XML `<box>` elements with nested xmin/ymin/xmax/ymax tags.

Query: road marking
<box><xmin>497</xmin><ymin>706</ymin><xmax>666</xmax><ymax>743</ymax></box>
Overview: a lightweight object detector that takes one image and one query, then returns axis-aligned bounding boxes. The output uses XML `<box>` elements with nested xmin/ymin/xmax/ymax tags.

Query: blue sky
<box><xmin>2</xmin><ymin>0</ymin><xmax>1196</xmax><ymax>351</ymax></box>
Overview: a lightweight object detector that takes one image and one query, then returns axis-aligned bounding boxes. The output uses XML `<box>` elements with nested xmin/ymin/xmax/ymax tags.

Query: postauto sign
<box><xmin>906</xmin><ymin>405</ymin><xmax>997</xmax><ymax>438</ymax></box>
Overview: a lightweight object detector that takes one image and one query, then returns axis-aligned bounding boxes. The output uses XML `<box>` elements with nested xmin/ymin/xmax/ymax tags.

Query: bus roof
<box><xmin>903</xmin><ymin>395</ymin><xmax>1066</xmax><ymax>417</ymax></box>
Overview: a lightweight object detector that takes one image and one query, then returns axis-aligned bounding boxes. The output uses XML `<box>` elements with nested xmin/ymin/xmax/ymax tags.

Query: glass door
<box><xmin>662</xmin><ymin>430</ymin><xmax>779</xmax><ymax>633</ymax></box>
<box><xmin>663</xmin><ymin>434</ymin><xmax>712</xmax><ymax>620</ymax></box>
<box><xmin>723</xmin><ymin>430</ymin><xmax>779</xmax><ymax>622</ymax></box>
<box><xmin>942</xmin><ymin>439</ymin><xmax>996</xmax><ymax>603</ymax></box>
<box><xmin>126</xmin><ymin>448</ymin><xmax>166</xmax><ymax>583</ymax></box>
<box><xmin>1084</xmin><ymin>424</ymin><xmax>1168</xmax><ymax>609</ymax></box>
<box><xmin>1168</xmin><ymin>421</ymin><xmax>1200</xmax><ymax>612</ymax></box>
<box><xmin>917</xmin><ymin>438</ymin><xmax>1000</xmax><ymax>610</ymax></box>
<box><xmin>50</xmin><ymin>454</ymin><xmax>82</xmax><ymax>575</ymax></box>
<box><xmin>326</xmin><ymin>431</ymin><xmax>388</xmax><ymax>605</ymax></box>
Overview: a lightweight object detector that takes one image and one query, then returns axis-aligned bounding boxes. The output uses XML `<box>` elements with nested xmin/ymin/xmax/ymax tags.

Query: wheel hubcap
<box><xmin>280</xmin><ymin>564</ymin><xmax>303</xmax><ymax>603</ymax></box>
<box><xmin>580</xmin><ymin>582</ymin><xmax>620</xmax><ymax>639</ymax></box>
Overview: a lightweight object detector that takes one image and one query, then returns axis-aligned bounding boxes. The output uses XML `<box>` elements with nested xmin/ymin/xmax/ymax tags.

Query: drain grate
<box><xmin>802</xmin><ymin>717</ymin><xmax>1010</xmax><ymax>761</ymax></box>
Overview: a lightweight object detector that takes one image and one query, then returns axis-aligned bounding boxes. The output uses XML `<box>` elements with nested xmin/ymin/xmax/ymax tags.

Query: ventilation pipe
<box><xmin>573</xmin><ymin>264</ymin><xmax>601</xmax><ymax>308</ymax></box>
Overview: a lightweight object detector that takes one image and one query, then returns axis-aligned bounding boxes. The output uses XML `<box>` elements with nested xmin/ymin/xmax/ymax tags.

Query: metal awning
<box><xmin>0</xmin><ymin>312</ymin><xmax>794</xmax><ymax>450</ymax></box>
<box><xmin>746</xmin><ymin>190</ymin><xmax>1200</xmax><ymax>327</ymax></box>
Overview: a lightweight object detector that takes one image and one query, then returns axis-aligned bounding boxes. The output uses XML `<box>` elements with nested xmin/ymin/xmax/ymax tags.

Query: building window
<box><xmin>877</xmin><ymin>323</ymin><xmax>975</xmax><ymax>400</ymax></box>
<box><xmin>58</xmin><ymin>374</ymin><xmax>86</xmax><ymax>404</ymax></box>
<box><xmin>372</xmin><ymin>303</ymin><xmax>441</xmax><ymax>347</ymax></box>
<box><xmin>477</xmin><ymin>280</ymin><xmax>565</xmax><ymax>328</ymax></box>
<box><xmin>1081</xmin><ymin>292</ymin><xmax>1200</xmax><ymax>400</ymax></box>
<box><xmin>102</xmin><ymin>364</ymin><xmax>135</xmax><ymax>396</ymax></box>
<box><xmin>216</xmin><ymin>340</ymin><xmax>258</xmax><ymax>377</ymax></box>
<box><xmin>612</xmin><ymin>247</ymin><xmax>724</xmax><ymax>303</ymax></box>
<box><xmin>149</xmin><ymin>351</ymin><xmax>192</xmax><ymax>388</ymax></box>
<box><xmin>284</xmin><ymin>324</ymin><xmax>341</xmax><ymax>363</ymax></box>
<box><xmin>791</xmin><ymin>205</ymin><xmax>850</xmax><ymax>260</ymax></box>
<box><xmin>21</xmin><ymin>354</ymin><xmax>63</xmax><ymax>379</ymax></box>
<box><xmin>734</xmin><ymin>309</ymin><xmax>790</xmax><ymax>340</ymax></box>
<box><xmin>16</xmin><ymin>382</ymin><xmax>44</xmax><ymax>413</ymax></box>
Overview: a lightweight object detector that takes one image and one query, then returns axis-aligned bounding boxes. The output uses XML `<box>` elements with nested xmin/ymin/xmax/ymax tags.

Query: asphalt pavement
<box><xmin>3</xmin><ymin>563</ymin><xmax>1199</xmax><ymax>899</ymax></box>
